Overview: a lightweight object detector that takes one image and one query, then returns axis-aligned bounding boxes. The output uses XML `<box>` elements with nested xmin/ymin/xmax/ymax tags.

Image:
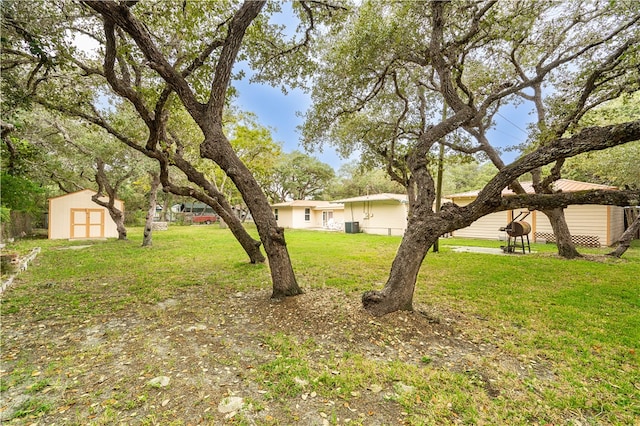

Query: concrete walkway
<box><xmin>449</xmin><ymin>246</ymin><xmax>534</xmax><ymax>255</ymax></box>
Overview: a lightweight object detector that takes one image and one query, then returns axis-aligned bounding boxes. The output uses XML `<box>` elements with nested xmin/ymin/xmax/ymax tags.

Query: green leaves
<box><xmin>261</xmin><ymin>151</ymin><xmax>335</xmax><ymax>202</ymax></box>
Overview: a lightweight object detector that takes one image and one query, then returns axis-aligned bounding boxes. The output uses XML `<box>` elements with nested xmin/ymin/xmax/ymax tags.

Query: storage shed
<box><xmin>48</xmin><ymin>189</ymin><xmax>124</xmax><ymax>240</ymax></box>
<box><xmin>447</xmin><ymin>179</ymin><xmax>626</xmax><ymax>247</ymax></box>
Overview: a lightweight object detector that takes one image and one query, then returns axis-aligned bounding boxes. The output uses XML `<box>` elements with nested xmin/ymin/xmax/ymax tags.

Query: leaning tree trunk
<box><xmin>607</xmin><ymin>214</ymin><xmax>640</xmax><ymax>258</ymax></box>
<box><xmin>91</xmin><ymin>193</ymin><xmax>127</xmax><ymax>240</ymax></box>
<box><xmin>111</xmin><ymin>210</ymin><xmax>127</xmax><ymax>240</ymax></box>
<box><xmin>160</xmin><ymin>157</ymin><xmax>266</xmax><ymax>264</ymax></box>
<box><xmin>542</xmin><ymin>208</ymin><xmax>581</xmax><ymax>258</ymax></box>
<box><xmin>200</xmin><ymin>135</ymin><xmax>302</xmax><ymax>299</ymax></box>
<box><xmin>108</xmin><ymin>208</ymin><xmax>127</xmax><ymax>240</ymax></box>
<box><xmin>362</xmin><ymin>214</ymin><xmax>441</xmax><ymax>316</ymax></box>
<box><xmin>142</xmin><ymin>172</ymin><xmax>160</xmax><ymax>247</ymax></box>
<box><xmin>213</xmin><ymin>200</ymin><xmax>265</xmax><ymax>264</ymax></box>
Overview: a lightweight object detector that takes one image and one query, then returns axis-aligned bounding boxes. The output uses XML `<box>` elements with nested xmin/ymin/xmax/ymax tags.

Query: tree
<box><xmin>13</xmin><ymin>109</ymin><xmax>149</xmax><ymax>240</ymax></box>
<box><xmin>607</xmin><ymin>214</ymin><xmax>640</xmax><ymax>258</ymax></box>
<box><xmin>187</xmin><ymin>110</ymin><xmax>283</xmax><ymax>217</ymax></box>
<box><xmin>302</xmin><ymin>1</ymin><xmax>640</xmax><ymax>315</ymax></box>
<box><xmin>78</xmin><ymin>0</ymin><xmax>347</xmax><ymax>297</ymax></box>
<box><xmin>0</xmin><ymin>124</ymin><xmax>46</xmax><ymax>217</ymax></box>
<box><xmin>142</xmin><ymin>171</ymin><xmax>161</xmax><ymax>247</ymax></box>
<box><xmin>2</xmin><ymin>1</ymin><xmax>269</xmax><ymax>264</ymax></box>
<box><xmin>564</xmin><ymin>94</ymin><xmax>640</xmax><ymax>189</ymax></box>
<box><xmin>324</xmin><ymin>161</ymin><xmax>406</xmax><ymax>200</ymax></box>
<box><xmin>262</xmin><ymin>151</ymin><xmax>335</xmax><ymax>202</ymax></box>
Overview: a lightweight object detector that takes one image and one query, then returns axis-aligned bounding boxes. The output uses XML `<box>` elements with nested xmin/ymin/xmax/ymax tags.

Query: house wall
<box><xmin>453</xmin><ymin>210</ymin><xmax>511</xmax><ymax>240</ymax></box>
<box><xmin>319</xmin><ymin>209</ymin><xmax>345</xmax><ymax>228</ymax></box>
<box><xmin>451</xmin><ymin>196</ymin><xmax>624</xmax><ymax>247</ymax></box>
<box><xmin>274</xmin><ymin>207</ymin><xmax>293</xmax><ymax>228</ymax></box>
<box><xmin>450</xmin><ymin>197</ymin><xmax>507</xmax><ymax>240</ymax></box>
<box><xmin>608</xmin><ymin>206</ymin><xmax>625</xmax><ymax>245</ymax></box>
<box><xmin>290</xmin><ymin>206</ymin><xmax>316</xmax><ymax>229</ymax></box>
<box><xmin>535</xmin><ymin>205</ymin><xmax>611</xmax><ymax>246</ymax></box>
<box><xmin>344</xmin><ymin>201</ymin><xmax>407</xmax><ymax>236</ymax></box>
<box><xmin>275</xmin><ymin>206</ymin><xmax>345</xmax><ymax>229</ymax></box>
<box><xmin>49</xmin><ymin>190</ymin><xmax>123</xmax><ymax>240</ymax></box>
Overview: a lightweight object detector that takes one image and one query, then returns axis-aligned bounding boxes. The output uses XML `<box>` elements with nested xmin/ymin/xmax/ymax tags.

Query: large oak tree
<box><xmin>302</xmin><ymin>1</ymin><xmax>640</xmax><ymax>315</ymax></box>
<box><xmin>3</xmin><ymin>0</ymin><xmax>343</xmax><ymax>296</ymax></box>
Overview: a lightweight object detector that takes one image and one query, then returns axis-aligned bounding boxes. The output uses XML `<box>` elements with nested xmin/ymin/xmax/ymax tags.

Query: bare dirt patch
<box><xmin>1</xmin><ymin>286</ymin><xmax>552</xmax><ymax>424</ymax></box>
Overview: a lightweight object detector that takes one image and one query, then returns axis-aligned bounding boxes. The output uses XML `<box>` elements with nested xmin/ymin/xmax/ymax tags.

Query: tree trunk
<box><xmin>158</xmin><ymin>158</ymin><xmax>266</xmax><ymax>264</ymax></box>
<box><xmin>106</xmin><ymin>206</ymin><xmax>127</xmax><ymax>240</ymax></box>
<box><xmin>93</xmin><ymin>158</ymin><xmax>129</xmax><ymax>240</ymax></box>
<box><xmin>142</xmin><ymin>172</ymin><xmax>160</xmax><ymax>247</ymax></box>
<box><xmin>362</xmin><ymin>213</ymin><xmax>441</xmax><ymax>316</ymax></box>
<box><xmin>607</xmin><ymin>214</ymin><xmax>640</xmax><ymax>258</ymax></box>
<box><xmin>200</xmin><ymin>135</ymin><xmax>302</xmax><ymax>299</ymax></box>
<box><xmin>91</xmin><ymin>192</ymin><xmax>127</xmax><ymax>240</ymax></box>
<box><xmin>160</xmin><ymin>194</ymin><xmax>171</xmax><ymax>222</ymax></box>
<box><xmin>542</xmin><ymin>207</ymin><xmax>581</xmax><ymax>258</ymax></box>
<box><xmin>218</xmin><ymin>205</ymin><xmax>265</xmax><ymax>264</ymax></box>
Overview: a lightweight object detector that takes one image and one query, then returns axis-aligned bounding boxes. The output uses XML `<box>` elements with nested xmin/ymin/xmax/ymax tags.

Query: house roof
<box><xmin>447</xmin><ymin>179</ymin><xmax>618</xmax><ymax>199</ymax></box>
<box><xmin>332</xmin><ymin>193</ymin><xmax>408</xmax><ymax>204</ymax></box>
<box><xmin>271</xmin><ymin>200</ymin><xmax>344</xmax><ymax>210</ymax></box>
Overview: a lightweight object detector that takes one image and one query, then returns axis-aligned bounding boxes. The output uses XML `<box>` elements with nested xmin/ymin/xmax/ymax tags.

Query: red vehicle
<box><xmin>191</xmin><ymin>213</ymin><xmax>218</xmax><ymax>225</ymax></box>
<box><xmin>177</xmin><ymin>202</ymin><xmax>219</xmax><ymax>225</ymax></box>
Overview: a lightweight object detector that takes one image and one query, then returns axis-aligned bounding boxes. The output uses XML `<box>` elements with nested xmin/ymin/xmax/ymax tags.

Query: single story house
<box><xmin>447</xmin><ymin>179</ymin><xmax>626</xmax><ymax>247</ymax></box>
<box><xmin>333</xmin><ymin>193</ymin><xmax>409</xmax><ymax>236</ymax></box>
<box><xmin>48</xmin><ymin>189</ymin><xmax>124</xmax><ymax>240</ymax></box>
<box><xmin>272</xmin><ymin>200</ymin><xmax>345</xmax><ymax>230</ymax></box>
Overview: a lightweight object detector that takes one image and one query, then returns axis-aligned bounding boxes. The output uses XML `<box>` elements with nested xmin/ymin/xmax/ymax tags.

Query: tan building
<box><xmin>333</xmin><ymin>193</ymin><xmax>409</xmax><ymax>236</ymax></box>
<box><xmin>48</xmin><ymin>189</ymin><xmax>124</xmax><ymax>240</ymax></box>
<box><xmin>448</xmin><ymin>179</ymin><xmax>626</xmax><ymax>247</ymax></box>
<box><xmin>272</xmin><ymin>200</ymin><xmax>344</xmax><ymax>230</ymax></box>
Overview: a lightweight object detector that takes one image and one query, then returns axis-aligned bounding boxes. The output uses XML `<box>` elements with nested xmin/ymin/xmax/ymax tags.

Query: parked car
<box><xmin>191</xmin><ymin>213</ymin><xmax>218</xmax><ymax>225</ymax></box>
<box><xmin>172</xmin><ymin>202</ymin><xmax>219</xmax><ymax>225</ymax></box>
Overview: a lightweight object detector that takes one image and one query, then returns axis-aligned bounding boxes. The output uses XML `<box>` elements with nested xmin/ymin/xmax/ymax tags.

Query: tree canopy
<box><xmin>261</xmin><ymin>151</ymin><xmax>335</xmax><ymax>202</ymax></box>
<box><xmin>300</xmin><ymin>0</ymin><xmax>640</xmax><ymax>315</ymax></box>
<box><xmin>2</xmin><ymin>0</ymin><xmax>639</xmax><ymax>315</ymax></box>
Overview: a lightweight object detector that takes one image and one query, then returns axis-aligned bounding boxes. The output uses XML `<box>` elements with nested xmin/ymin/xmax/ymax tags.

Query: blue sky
<box><xmin>233</xmin><ymin>74</ymin><xmax>533</xmax><ymax>170</ymax></box>
<box><xmin>233</xmin><ymin>72</ymin><xmax>348</xmax><ymax>168</ymax></box>
<box><xmin>230</xmin><ymin>3</ymin><xmax>535</xmax><ymax>171</ymax></box>
<box><xmin>77</xmin><ymin>8</ymin><xmax>532</xmax><ymax>171</ymax></box>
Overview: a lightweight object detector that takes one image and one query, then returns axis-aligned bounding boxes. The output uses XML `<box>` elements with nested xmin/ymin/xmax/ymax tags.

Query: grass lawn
<box><xmin>1</xmin><ymin>226</ymin><xmax>638</xmax><ymax>425</ymax></box>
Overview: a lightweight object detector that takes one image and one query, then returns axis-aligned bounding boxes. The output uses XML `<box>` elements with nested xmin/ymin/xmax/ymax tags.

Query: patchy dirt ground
<box><xmin>1</xmin><ymin>285</ymin><xmax>552</xmax><ymax>425</ymax></box>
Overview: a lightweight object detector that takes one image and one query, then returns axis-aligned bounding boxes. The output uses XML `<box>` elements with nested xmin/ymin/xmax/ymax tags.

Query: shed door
<box><xmin>70</xmin><ymin>208</ymin><xmax>104</xmax><ymax>238</ymax></box>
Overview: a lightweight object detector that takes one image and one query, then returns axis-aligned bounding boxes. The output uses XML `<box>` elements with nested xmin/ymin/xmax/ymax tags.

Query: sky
<box><xmin>231</xmin><ymin>0</ymin><xmax>533</xmax><ymax>170</ymax></box>
<box><xmin>75</xmin><ymin>7</ymin><xmax>534</xmax><ymax>172</ymax></box>
<box><xmin>233</xmin><ymin>72</ymin><xmax>534</xmax><ymax>170</ymax></box>
<box><xmin>232</xmin><ymin>69</ymin><xmax>349</xmax><ymax>169</ymax></box>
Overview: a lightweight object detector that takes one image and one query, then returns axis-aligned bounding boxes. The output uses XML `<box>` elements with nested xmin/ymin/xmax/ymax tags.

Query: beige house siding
<box><xmin>274</xmin><ymin>207</ymin><xmax>294</xmax><ymax>228</ymax></box>
<box><xmin>450</xmin><ymin>197</ymin><xmax>511</xmax><ymax>240</ymax></box>
<box><xmin>48</xmin><ymin>189</ymin><xmax>124</xmax><ymax>240</ymax></box>
<box><xmin>608</xmin><ymin>206</ymin><xmax>625</xmax><ymax>245</ymax></box>
<box><xmin>290</xmin><ymin>206</ymin><xmax>314</xmax><ymax>229</ymax></box>
<box><xmin>316</xmin><ymin>208</ymin><xmax>345</xmax><ymax>229</ymax></box>
<box><xmin>343</xmin><ymin>201</ymin><xmax>408</xmax><ymax>236</ymax></box>
<box><xmin>535</xmin><ymin>205</ymin><xmax>611</xmax><ymax>246</ymax></box>
<box><xmin>273</xmin><ymin>201</ymin><xmax>344</xmax><ymax>230</ymax></box>
<box><xmin>450</xmin><ymin>195</ymin><xmax>624</xmax><ymax>246</ymax></box>
<box><xmin>447</xmin><ymin>180</ymin><xmax>626</xmax><ymax>247</ymax></box>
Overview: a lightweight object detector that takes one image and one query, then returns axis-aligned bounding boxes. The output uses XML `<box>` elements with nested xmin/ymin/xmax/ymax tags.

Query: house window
<box><xmin>274</xmin><ymin>209</ymin><xmax>279</xmax><ymax>220</ymax></box>
<box><xmin>304</xmin><ymin>208</ymin><xmax>310</xmax><ymax>221</ymax></box>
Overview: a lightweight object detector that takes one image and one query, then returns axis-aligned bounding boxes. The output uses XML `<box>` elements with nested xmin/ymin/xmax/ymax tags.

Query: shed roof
<box><xmin>332</xmin><ymin>193</ymin><xmax>408</xmax><ymax>204</ymax></box>
<box><xmin>48</xmin><ymin>188</ymin><xmax>124</xmax><ymax>203</ymax></box>
<box><xmin>447</xmin><ymin>179</ymin><xmax>617</xmax><ymax>199</ymax></box>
